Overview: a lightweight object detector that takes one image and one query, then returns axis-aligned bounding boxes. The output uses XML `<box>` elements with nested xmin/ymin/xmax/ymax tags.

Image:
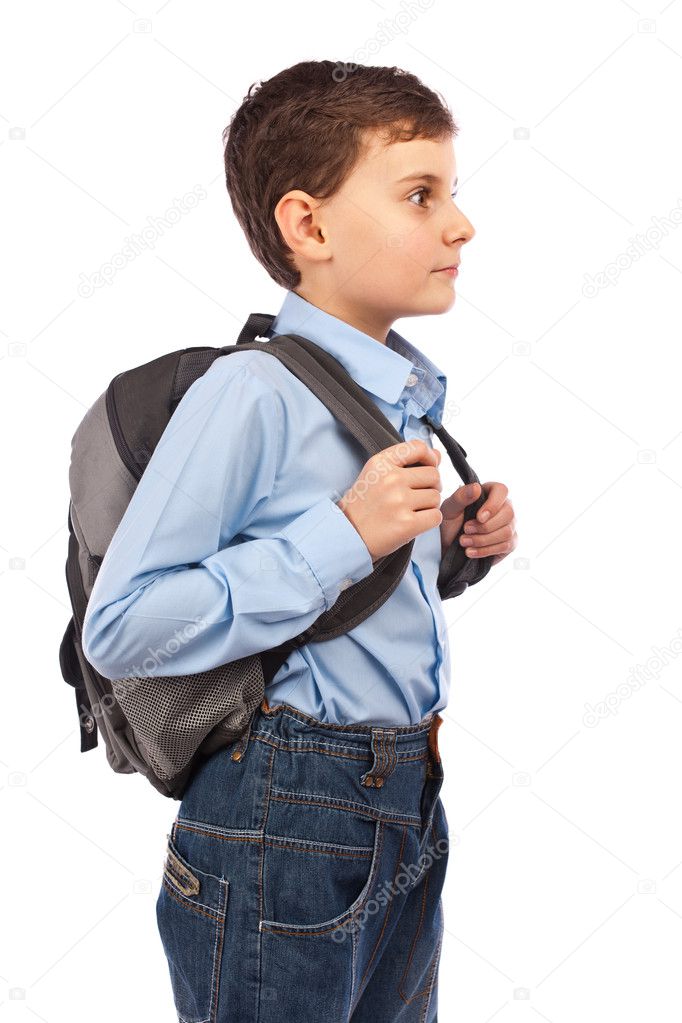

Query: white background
<box><xmin>2</xmin><ymin>0</ymin><xmax>681</xmax><ymax>1020</ymax></box>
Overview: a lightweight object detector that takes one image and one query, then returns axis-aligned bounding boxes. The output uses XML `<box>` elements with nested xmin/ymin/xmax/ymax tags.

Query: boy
<box><xmin>82</xmin><ymin>59</ymin><xmax>515</xmax><ymax>1022</ymax></box>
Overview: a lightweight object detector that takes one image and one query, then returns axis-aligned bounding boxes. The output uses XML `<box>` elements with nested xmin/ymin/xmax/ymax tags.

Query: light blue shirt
<box><xmin>82</xmin><ymin>289</ymin><xmax>451</xmax><ymax>725</ymax></box>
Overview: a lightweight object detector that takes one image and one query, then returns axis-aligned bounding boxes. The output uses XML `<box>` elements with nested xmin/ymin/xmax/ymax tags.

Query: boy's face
<box><xmin>277</xmin><ymin>127</ymin><xmax>475</xmax><ymax>342</ymax></box>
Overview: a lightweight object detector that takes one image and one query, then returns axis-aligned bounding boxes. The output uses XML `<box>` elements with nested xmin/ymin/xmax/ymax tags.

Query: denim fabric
<box><xmin>156</xmin><ymin>697</ymin><xmax>448</xmax><ymax>1022</ymax></box>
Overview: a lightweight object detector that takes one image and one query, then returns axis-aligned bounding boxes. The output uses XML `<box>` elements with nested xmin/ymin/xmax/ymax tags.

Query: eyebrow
<box><xmin>396</xmin><ymin>172</ymin><xmax>458</xmax><ymax>187</ymax></box>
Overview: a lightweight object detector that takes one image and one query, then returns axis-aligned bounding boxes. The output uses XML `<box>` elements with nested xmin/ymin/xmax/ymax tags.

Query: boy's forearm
<box><xmin>82</xmin><ymin>496</ymin><xmax>374</xmax><ymax>681</ymax></box>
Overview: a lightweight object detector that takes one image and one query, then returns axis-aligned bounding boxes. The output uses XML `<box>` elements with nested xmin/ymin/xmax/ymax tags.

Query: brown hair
<box><xmin>222</xmin><ymin>60</ymin><xmax>458</xmax><ymax>290</ymax></box>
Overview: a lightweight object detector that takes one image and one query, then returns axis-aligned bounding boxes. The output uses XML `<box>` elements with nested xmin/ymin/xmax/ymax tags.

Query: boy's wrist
<box><xmin>273</xmin><ymin>496</ymin><xmax>374</xmax><ymax>608</ymax></box>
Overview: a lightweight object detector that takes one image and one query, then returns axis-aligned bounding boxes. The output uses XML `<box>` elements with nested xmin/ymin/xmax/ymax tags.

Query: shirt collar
<box><xmin>265</xmin><ymin>290</ymin><xmax>447</xmax><ymax>427</ymax></box>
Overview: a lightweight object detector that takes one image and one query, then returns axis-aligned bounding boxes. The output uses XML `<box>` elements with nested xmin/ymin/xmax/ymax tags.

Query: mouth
<box><xmin>433</xmin><ymin>263</ymin><xmax>459</xmax><ymax>277</ymax></box>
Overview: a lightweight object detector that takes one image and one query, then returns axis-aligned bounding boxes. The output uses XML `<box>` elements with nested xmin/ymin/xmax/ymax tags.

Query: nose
<box><xmin>445</xmin><ymin>203</ymin><xmax>475</xmax><ymax>246</ymax></box>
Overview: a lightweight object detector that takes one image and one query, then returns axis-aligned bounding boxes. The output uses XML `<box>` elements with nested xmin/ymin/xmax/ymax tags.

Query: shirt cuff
<box><xmin>274</xmin><ymin>496</ymin><xmax>375</xmax><ymax>610</ymax></box>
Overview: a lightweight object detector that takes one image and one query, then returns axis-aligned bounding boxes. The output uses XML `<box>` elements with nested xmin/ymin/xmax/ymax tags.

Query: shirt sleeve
<box><xmin>81</xmin><ymin>352</ymin><xmax>375</xmax><ymax>681</ymax></box>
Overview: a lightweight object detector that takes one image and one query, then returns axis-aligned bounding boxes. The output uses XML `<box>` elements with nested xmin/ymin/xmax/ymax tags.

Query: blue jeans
<box><xmin>156</xmin><ymin>697</ymin><xmax>447</xmax><ymax>1022</ymax></box>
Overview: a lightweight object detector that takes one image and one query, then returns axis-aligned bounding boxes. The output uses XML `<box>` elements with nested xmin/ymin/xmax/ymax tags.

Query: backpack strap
<box><xmin>233</xmin><ymin>332</ymin><xmax>416</xmax><ymax>684</ymax></box>
<box><xmin>237</xmin><ymin>313</ymin><xmax>491</xmax><ymax>593</ymax></box>
<box><xmin>424</xmin><ymin>413</ymin><xmax>490</xmax><ymax>599</ymax></box>
<box><xmin>237</xmin><ymin>312</ymin><xmax>274</xmax><ymax>344</ymax></box>
<box><xmin>231</xmin><ymin>313</ymin><xmax>493</xmax><ymax>681</ymax></box>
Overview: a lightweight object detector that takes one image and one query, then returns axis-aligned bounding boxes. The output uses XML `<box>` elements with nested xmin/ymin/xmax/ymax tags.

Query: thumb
<box><xmin>441</xmin><ymin>482</ymin><xmax>481</xmax><ymax>517</ymax></box>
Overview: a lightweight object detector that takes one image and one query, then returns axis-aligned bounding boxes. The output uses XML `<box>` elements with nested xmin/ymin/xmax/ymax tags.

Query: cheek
<box><xmin>332</xmin><ymin>205</ymin><xmax>432</xmax><ymax>284</ymax></box>
<box><xmin>334</xmin><ymin>214</ymin><xmax>380</xmax><ymax>270</ymax></box>
<box><xmin>373</xmin><ymin>235</ymin><xmax>432</xmax><ymax>292</ymax></box>
<box><xmin>402</xmin><ymin>228</ymin><xmax>434</xmax><ymax>275</ymax></box>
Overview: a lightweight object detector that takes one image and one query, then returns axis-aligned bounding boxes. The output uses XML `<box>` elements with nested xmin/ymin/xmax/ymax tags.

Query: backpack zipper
<box><xmin>106</xmin><ymin>377</ymin><xmax>143</xmax><ymax>481</ymax></box>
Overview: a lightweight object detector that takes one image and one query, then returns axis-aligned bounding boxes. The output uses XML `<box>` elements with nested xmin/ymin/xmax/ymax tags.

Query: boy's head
<box><xmin>223</xmin><ymin>60</ymin><xmax>475</xmax><ymax>341</ymax></box>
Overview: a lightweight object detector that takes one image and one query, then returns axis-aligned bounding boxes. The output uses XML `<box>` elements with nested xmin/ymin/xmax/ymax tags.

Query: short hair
<box><xmin>222</xmin><ymin>60</ymin><xmax>458</xmax><ymax>290</ymax></box>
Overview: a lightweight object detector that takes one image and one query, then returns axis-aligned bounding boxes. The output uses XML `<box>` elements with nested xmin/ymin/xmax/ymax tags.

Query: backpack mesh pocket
<box><xmin>111</xmin><ymin>654</ymin><xmax>264</xmax><ymax>781</ymax></box>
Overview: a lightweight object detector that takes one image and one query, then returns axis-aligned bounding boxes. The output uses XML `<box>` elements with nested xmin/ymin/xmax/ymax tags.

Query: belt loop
<box><xmin>230</xmin><ymin>707</ymin><xmax>257</xmax><ymax>763</ymax></box>
<box><xmin>360</xmin><ymin>728</ymin><xmax>397</xmax><ymax>788</ymax></box>
<box><xmin>428</xmin><ymin>713</ymin><xmax>443</xmax><ymax>765</ymax></box>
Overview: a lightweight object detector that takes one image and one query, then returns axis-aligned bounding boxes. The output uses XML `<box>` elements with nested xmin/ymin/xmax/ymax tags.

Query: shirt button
<box><xmin>405</xmin><ymin>373</ymin><xmax>418</xmax><ymax>387</ymax></box>
<box><xmin>339</xmin><ymin>577</ymin><xmax>353</xmax><ymax>591</ymax></box>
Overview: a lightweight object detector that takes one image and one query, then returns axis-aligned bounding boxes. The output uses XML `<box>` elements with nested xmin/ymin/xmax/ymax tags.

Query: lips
<box><xmin>434</xmin><ymin>263</ymin><xmax>460</xmax><ymax>271</ymax></box>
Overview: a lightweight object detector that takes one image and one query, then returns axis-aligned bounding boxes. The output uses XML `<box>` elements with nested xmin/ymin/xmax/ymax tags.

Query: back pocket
<box><xmin>155</xmin><ymin>832</ymin><xmax>229</xmax><ymax>1023</ymax></box>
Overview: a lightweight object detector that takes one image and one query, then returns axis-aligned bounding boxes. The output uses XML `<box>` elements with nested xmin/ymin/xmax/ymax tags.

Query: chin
<box><xmin>426</xmin><ymin>290</ymin><xmax>457</xmax><ymax>315</ymax></box>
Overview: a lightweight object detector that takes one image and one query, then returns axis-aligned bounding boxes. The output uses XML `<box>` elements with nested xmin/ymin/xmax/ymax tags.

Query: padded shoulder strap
<box><xmin>237</xmin><ymin>313</ymin><xmax>491</xmax><ymax>587</ymax></box>
<box><xmin>232</xmin><ymin>312</ymin><xmax>493</xmax><ymax>679</ymax></box>
<box><xmin>232</xmin><ymin>333</ymin><xmax>415</xmax><ymax>642</ymax></box>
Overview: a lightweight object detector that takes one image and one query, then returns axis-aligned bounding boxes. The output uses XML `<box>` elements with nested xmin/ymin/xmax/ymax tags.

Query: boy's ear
<box><xmin>274</xmin><ymin>190</ymin><xmax>329</xmax><ymax>264</ymax></box>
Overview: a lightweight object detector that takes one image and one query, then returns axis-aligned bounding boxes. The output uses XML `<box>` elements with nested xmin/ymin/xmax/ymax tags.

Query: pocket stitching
<box><xmin>165</xmin><ymin>846</ymin><xmax>201</xmax><ymax>897</ymax></box>
<box><xmin>157</xmin><ymin>837</ymin><xmax>230</xmax><ymax>1023</ymax></box>
<box><xmin>260</xmin><ymin>819</ymin><xmax>384</xmax><ymax>936</ymax></box>
<box><xmin>162</xmin><ymin>834</ymin><xmax>229</xmax><ymax>919</ymax></box>
<box><xmin>161</xmin><ymin>873</ymin><xmax>228</xmax><ymax>922</ymax></box>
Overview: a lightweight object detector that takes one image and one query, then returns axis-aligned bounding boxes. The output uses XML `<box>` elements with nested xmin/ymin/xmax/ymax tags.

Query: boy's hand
<box><xmin>440</xmin><ymin>478</ymin><xmax>517</xmax><ymax>567</ymax></box>
<box><xmin>337</xmin><ymin>439</ymin><xmax>443</xmax><ymax>563</ymax></box>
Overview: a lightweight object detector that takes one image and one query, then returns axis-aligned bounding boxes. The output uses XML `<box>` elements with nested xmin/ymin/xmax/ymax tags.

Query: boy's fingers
<box><xmin>381</xmin><ymin>439</ymin><xmax>435</xmax><ymax>467</ymax></box>
<box><xmin>476</xmin><ymin>482</ymin><xmax>507</xmax><ymax>523</ymax></box>
<box><xmin>460</xmin><ymin>525</ymin><xmax>510</xmax><ymax>547</ymax></box>
<box><xmin>466</xmin><ymin>501</ymin><xmax>515</xmax><ymax>534</ymax></box>
<box><xmin>441</xmin><ymin>482</ymin><xmax>479</xmax><ymax>519</ymax></box>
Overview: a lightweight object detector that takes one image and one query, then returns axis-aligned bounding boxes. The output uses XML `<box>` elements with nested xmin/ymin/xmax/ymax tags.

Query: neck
<box><xmin>293</xmin><ymin>289</ymin><xmax>391</xmax><ymax>344</ymax></box>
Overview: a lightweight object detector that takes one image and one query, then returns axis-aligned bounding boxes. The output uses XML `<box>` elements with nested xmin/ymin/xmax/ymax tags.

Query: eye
<box><xmin>408</xmin><ymin>186</ymin><xmax>431</xmax><ymax>208</ymax></box>
<box><xmin>408</xmin><ymin>186</ymin><xmax>460</xmax><ymax>208</ymax></box>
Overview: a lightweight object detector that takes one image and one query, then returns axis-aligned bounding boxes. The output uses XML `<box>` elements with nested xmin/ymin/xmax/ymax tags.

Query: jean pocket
<box><xmin>260</xmin><ymin>811</ymin><xmax>383</xmax><ymax>937</ymax></box>
<box><xmin>156</xmin><ymin>832</ymin><xmax>229</xmax><ymax>1023</ymax></box>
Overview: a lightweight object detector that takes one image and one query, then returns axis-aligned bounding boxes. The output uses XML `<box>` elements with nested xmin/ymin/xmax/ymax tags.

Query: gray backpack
<box><xmin>59</xmin><ymin>312</ymin><xmax>492</xmax><ymax>799</ymax></box>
